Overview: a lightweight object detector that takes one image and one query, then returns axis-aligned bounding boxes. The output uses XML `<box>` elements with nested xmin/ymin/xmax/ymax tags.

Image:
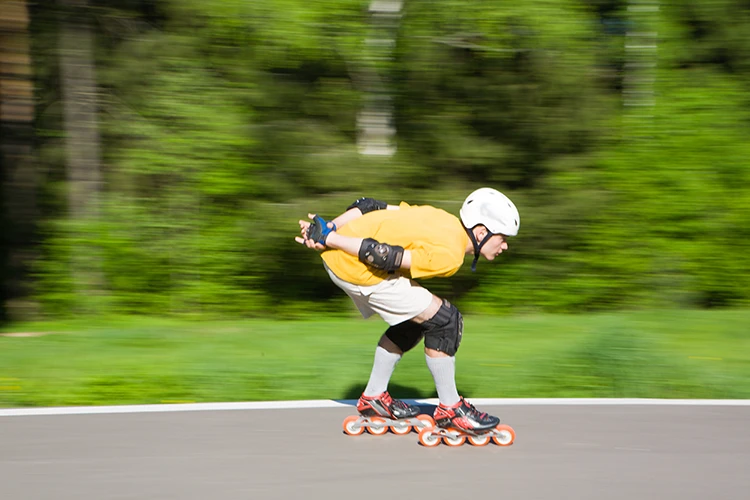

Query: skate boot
<box><xmin>342</xmin><ymin>392</ymin><xmax>433</xmax><ymax>437</ymax></box>
<box><xmin>433</xmin><ymin>397</ymin><xmax>499</xmax><ymax>434</ymax></box>
<box><xmin>357</xmin><ymin>391</ymin><xmax>420</xmax><ymax>419</ymax></box>
<box><xmin>416</xmin><ymin>397</ymin><xmax>516</xmax><ymax>447</ymax></box>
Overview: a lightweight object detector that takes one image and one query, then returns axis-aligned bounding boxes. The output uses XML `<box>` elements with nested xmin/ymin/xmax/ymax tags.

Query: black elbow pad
<box><xmin>358</xmin><ymin>238</ymin><xmax>404</xmax><ymax>273</ymax></box>
<box><xmin>347</xmin><ymin>197</ymin><xmax>388</xmax><ymax>214</ymax></box>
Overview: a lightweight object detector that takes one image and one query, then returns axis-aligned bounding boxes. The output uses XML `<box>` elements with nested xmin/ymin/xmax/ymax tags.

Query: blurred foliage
<box><xmin>15</xmin><ymin>0</ymin><xmax>750</xmax><ymax>318</ymax></box>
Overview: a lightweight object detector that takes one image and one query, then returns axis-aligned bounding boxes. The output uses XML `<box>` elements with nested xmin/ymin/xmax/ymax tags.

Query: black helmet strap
<box><xmin>465</xmin><ymin>226</ymin><xmax>493</xmax><ymax>272</ymax></box>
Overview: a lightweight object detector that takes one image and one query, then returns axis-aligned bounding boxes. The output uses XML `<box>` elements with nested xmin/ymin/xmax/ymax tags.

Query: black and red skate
<box><xmin>342</xmin><ymin>392</ymin><xmax>434</xmax><ymax>436</ymax></box>
<box><xmin>418</xmin><ymin>397</ymin><xmax>516</xmax><ymax>447</ymax></box>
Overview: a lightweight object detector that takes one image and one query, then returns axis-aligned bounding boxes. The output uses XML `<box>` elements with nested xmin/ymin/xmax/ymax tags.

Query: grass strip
<box><xmin>1</xmin><ymin>310</ymin><xmax>749</xmax><ymax>407</ymax></box>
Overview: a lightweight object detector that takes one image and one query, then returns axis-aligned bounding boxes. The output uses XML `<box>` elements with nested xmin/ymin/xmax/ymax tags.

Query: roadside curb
<box><xmin>2</xmin><ymin>397</ymin><xmax>750</xmax><ymax>417</ymax></box>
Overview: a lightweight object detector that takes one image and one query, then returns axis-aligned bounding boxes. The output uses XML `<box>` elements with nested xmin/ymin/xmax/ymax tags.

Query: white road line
<box><xmin>1</xmin><ymin>398</ymin><xmax>749</xmax><ymax>417</ymax></box>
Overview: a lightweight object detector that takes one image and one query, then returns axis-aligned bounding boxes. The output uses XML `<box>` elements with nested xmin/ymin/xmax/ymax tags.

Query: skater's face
<box><xmin>479</xmin><ymin>233</ymin><xmax>508</xmax><ymax>261</ymax></box>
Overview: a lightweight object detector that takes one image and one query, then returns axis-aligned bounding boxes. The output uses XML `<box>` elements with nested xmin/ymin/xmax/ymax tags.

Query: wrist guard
<box><xmin>358</xmin><ymin>238</ymin><xmax>404</xmax><ymax>273</ymax></box>
<box><xmin>347</xmin><ymin>197</ymin><xmax>388</xmax><ymax>214</ymax></box>
<box><xmin>306</xmin><ymin>215</ymin><xmax>336</xmax><ymax>245</ymax></box>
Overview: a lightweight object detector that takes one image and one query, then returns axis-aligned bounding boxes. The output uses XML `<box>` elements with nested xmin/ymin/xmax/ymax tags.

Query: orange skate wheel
<box><xmin>443</xmin><ymin>433</ymin><xmax>466</xmax><ymax>447</ymax></box>
<box><xmin>366</xmin><ymin>417</ymin><xmax>389</xmax><ymax>435</ymax></box>
<box><xmin>418</xmin><ymin>428</ymin><xmax>441</xmax><ymax>447</ymax></box>
<box><xmin>343</xmin><ymin>416</ymin><xmax>365</xmax><ymax>436</ymax></box>
<box><xmin>468</xmin><ymin>434</ymin><xmax>491</xmax><ymax>446</ymax></box>
<box><xmin>415</xmin><ymin>414</ymin><xmax>435</xmax><ymax>431</ymax></box>
<box><xmin>491</xmin><ymin>424</ymin><xmax>516</xmax><ymax>446</ymax></box>
<box><xmin>390</xmin><ymin>421</ymin><xmax>412</xmax><ymax>435</ymax></box>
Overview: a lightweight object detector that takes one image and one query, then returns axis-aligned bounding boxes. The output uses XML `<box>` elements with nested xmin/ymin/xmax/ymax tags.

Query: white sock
<box><xmin>425</xmin><ymin>355</ymin><xmax>460</xmax><ymax>406</ymax></box>
<box><xmin>363</xmin><ymin>346</ymin><xmax>402</xmax><ymax>396</ymax></box>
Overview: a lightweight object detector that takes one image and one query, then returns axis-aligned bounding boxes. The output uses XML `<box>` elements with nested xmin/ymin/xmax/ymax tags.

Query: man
<box><xmin>295</xmin><ymin>187</ymin><xmax>520</xmax><ymax>434</ymax></box>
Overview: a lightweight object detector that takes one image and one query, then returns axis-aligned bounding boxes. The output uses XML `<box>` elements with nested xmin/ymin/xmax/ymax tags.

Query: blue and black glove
<box><xmin>306</xmin><ymin>215</ymin><xmax>337</xmax><ymax>246</ymax></box>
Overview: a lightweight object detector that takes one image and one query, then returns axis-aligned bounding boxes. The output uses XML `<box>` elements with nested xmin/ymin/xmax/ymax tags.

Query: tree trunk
<box><xmin>357</xmin><ymin>0</ymin><xmax>401</xmax><ymax>157</ymax></box>
<box><xmin>0</xmin><ymin>0</ymin><xmax>37</xmax><ymax>321</ymax></box>
<box><xmin>57</xmin><ymin>0</ymin><xmax>103</xmax><ymax>309</ymax></box>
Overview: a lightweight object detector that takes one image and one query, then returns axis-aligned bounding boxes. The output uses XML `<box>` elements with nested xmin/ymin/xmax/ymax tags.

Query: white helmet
<box><xmin>460</xmin><ymin>187</ymin><xmax>520</xmax><ymax>237</ymax></box>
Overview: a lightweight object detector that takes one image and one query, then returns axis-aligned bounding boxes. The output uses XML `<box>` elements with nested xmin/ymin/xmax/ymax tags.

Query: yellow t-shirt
<box><xmin>321</xmin><ymin>202</ymin><xmax>470</xmax><ymax>286</ymax></box>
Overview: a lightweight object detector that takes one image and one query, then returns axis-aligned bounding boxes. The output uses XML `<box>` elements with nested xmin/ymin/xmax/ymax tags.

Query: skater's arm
<box><xmin>332</xmin><ymin>198</ymin><xmax>400</xmax><ymax>230</ymax></box>
<box><xmin>331</xmin><ymin>205</ymin><xmax>399</xmax><ymax>229</ymax></box>
<box><xmin>325</xmin><ymin>232</ymin><xmax>412</xmax><ymax>271</ymax></box>
<box><xmin>330</xmin><ymin>208</ymin><xmax>364</xmax><ymax>230</ymax></box>
<box><xmin>294</xmin><ymin>225</ymin><xmax>412</xmax><ymax>270</ymax></box>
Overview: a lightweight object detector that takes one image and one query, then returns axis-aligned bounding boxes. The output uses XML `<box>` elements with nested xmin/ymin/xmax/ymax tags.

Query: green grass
<box><xmin>1</xmin><ymin>310</ymin><xmax>749</xmax><ymax>407</ymax></box>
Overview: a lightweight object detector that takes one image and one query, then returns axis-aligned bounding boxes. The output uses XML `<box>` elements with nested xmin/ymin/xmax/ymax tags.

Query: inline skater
<box><xmin>295</xmin><ymin>187</ymin><xmax>519</xmax><ymax>435</ymax></box>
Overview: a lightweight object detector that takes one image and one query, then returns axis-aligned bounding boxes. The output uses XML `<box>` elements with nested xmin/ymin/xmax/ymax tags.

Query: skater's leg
<box><xmin>359</xmin><ymin>322</ymin><xmax>424</xmax><ymax>418</ymax></box>
<box><xmin>363</xmin><ymin>318</ymin><xmax>425</xmax><ymax>396</ymax></box>
<box><xmin>363</xmin><ymin>337</ymin><xmax>402</xmax><ymax>396</ymax></box>
<box><xmin>351</xmin><ymin>276</ymin><xmax>432</xmax><ymax>419</ymax></box>
<box><xmin>411</xmin><ymin>294</ymin><xmax>443</xmax><ymax>323</ymax></box>
<box><xmin>419</xmin><ymin>296</ymin><xmax>500</xmax><ymax>432</ymax></box>
<box><xmin>378</xmin><ymin>333</ymin><xmax>403</xmax><ymax>354</ymax></box>
<box><xmin>424</xmin><ymin>351</ymin><xmax>460</xmax><ymax>406</ymax></box>
<box><xmin>416</xmin><ymin>295</ymin><xmax>462</xmax><ymax>407</ymax></box>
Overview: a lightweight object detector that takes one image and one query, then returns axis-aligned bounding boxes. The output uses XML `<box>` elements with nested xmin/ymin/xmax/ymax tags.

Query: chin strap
<box><xmin>465</xmin><ymin>226</ymin><xmax>493</xmax><ymax>272</ymax></box>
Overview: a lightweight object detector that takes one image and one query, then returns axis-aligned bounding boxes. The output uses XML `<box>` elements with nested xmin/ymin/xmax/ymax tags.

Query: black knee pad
<box><xmin>384</xmin><ymin>321</ymin><xmax>424</xmax><ymax>353</ymax></box>
<box><xmin>422</xmin><ymin>299</ymin><xmax>463</xmax><ymax>356</ymax></box>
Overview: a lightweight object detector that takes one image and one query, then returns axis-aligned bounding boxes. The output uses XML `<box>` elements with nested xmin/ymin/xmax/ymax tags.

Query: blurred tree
<box><xmin>57</xmin><ymin>0</ymin><xmax>103</xmax><ymax>311</ymax></box>
<box><xmin>17</xmin><ymin>0</ymin><xmax>750</xmax><ymax>317</ymax></box>
<box><xmin>0</xmin><ymin>0</ymin><xmax>36</xmax><ymax>321</ymax></box>
<box><xmin>394</xmin><ymin>0</ymin><xmax>610</xmax><ymax>189</ymax></box>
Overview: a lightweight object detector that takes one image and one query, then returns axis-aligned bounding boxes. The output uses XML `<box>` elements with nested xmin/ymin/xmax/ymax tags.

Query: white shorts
<box><xmin>324</xmin><ymin>263</ymin><xmax>433</xmax><ymax>326</ymax></box>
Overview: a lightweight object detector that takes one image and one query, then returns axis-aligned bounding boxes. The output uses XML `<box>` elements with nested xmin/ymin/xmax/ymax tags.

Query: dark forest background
<box><xmin>1</xmin><ymin>0</ymin><xmax>749</xmax><ymax>322</ymax></box>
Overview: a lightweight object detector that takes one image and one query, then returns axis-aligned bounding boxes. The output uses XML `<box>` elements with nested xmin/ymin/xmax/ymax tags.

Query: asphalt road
<box><xmin>1</xmin><ymin>403</ymin><xmax>748</xmax><ymax>500</ymax></box>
